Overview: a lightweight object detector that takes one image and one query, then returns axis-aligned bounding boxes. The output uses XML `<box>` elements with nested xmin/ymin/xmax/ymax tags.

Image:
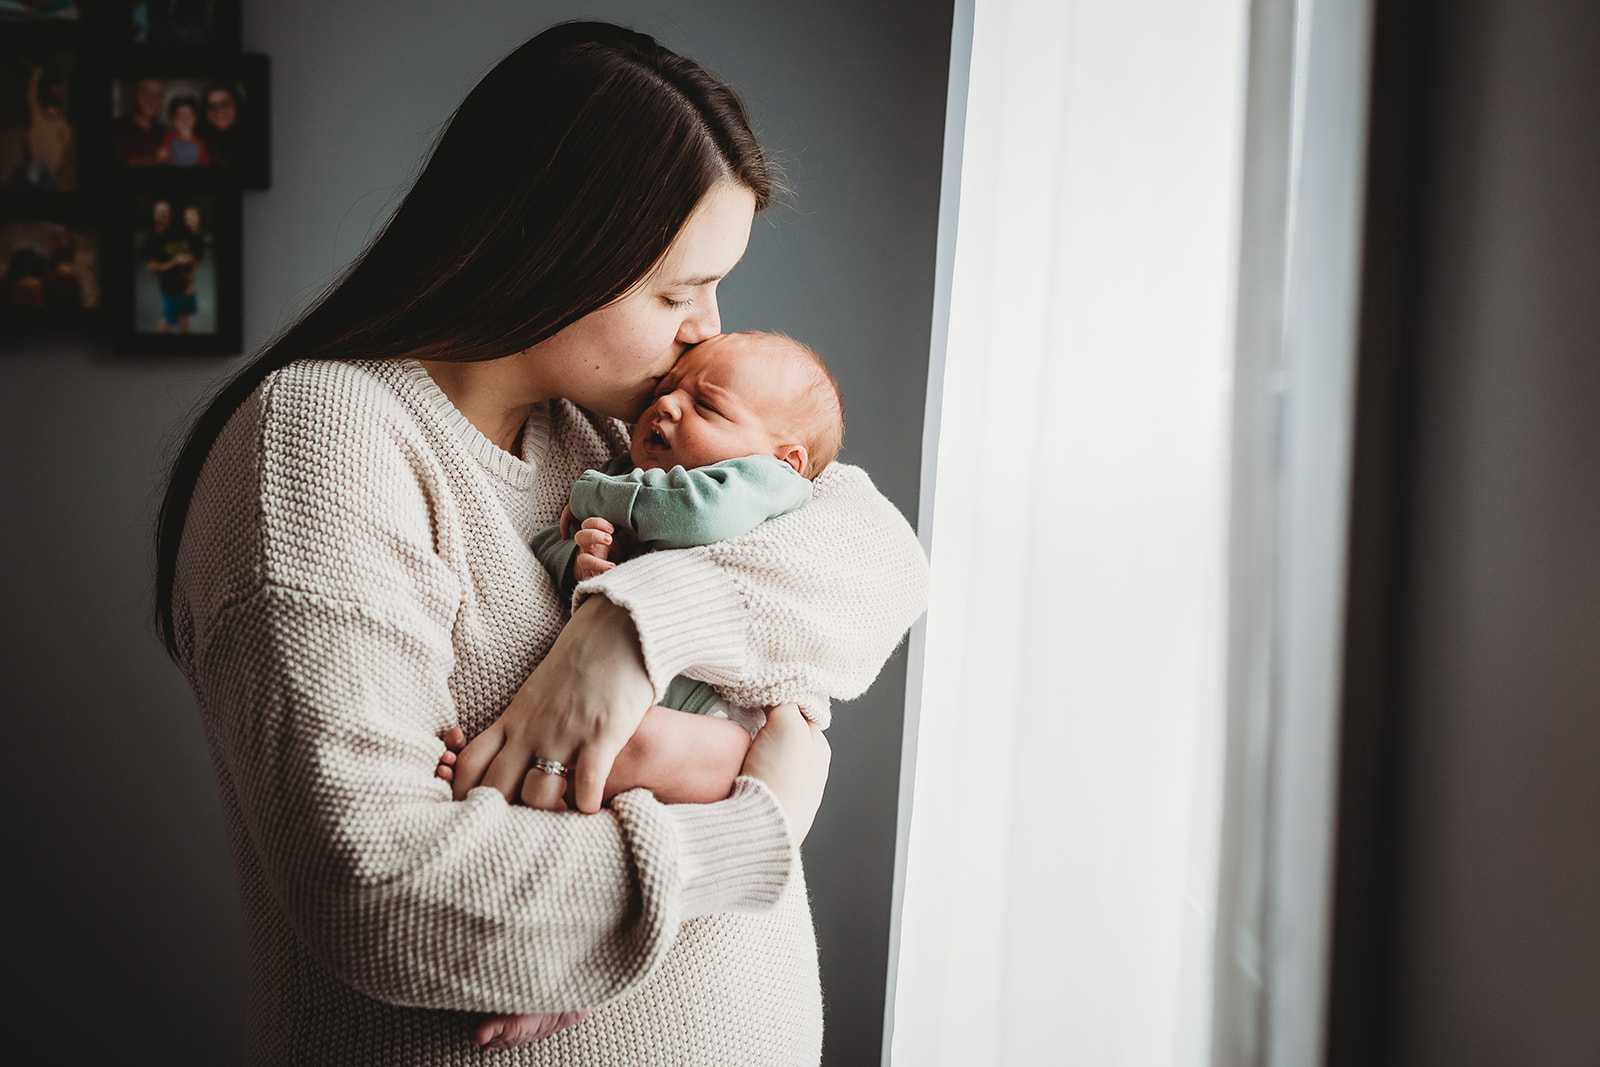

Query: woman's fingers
<box><xmin>571</xmin><ymin>746</ymin><xmax>617</xmax><ymax>814</ymax></box>
<box><xmin>483</xmin><ymin>739</ymin><xmax>540</xmax><ymax>804</ymax></box>
<box><xmin>448</xmin><ymin>596</ymin><xmax>655</xmax><ymax>811</ymax></box>
<box><xmin>520</xmin><ymin>756</ymin><xmax>572</xmax><ymax>810</ymax></box>
<box><xmin>451</xmin><ymin>723</ymin><xmax>504</xmax><ymax>800</ymax></box>
<box><xmin>741</xmin><ymin>703</ymin><xmax>831</xmax><ymax>845</ymax></box>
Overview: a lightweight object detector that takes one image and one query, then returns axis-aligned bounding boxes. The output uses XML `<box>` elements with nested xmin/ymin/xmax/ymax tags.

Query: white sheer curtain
<box><xmin>888</xmin><ymin>1</ymin><xmax>1250</xmax><ymax>1063</ymax></box>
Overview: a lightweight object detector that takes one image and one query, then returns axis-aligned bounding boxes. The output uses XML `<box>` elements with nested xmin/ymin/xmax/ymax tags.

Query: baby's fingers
<box><xmin>580</xmin><ymin>517</ymin><xmax>615</xmax><ymax>534</ymax></box>
<box><xmin>573</xmin><ymin>555</ymin><xmax>617</xmax><ymax>582</ymax></box>
<box><xmin>574</xmin><ymin>527</ymin><xmax>613</xmax><ymax>554</ymax></box>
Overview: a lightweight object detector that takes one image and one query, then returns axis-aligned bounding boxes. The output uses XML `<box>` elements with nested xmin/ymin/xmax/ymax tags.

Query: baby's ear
<box><xmin>775</xmin><ymin>443</ymin><xmax>809</xmax><ymax>477</ymax></box>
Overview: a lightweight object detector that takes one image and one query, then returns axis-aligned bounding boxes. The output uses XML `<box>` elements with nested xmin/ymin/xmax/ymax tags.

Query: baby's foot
<box><xmin>472</xmin><ymin>1010</ymin><xmax>590</xmax><ymax>1049</ymax></box>
<box><xmin>435</xmin><ymin>726</ymin><xmax>465</xmax><ymax>783</ymax></box>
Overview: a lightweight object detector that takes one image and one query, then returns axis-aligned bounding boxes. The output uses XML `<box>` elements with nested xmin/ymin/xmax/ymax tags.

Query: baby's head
<box><xmin>631</xmin><ymin>331</ymin><xmax>843</xmax><ymax>479</ymax></box>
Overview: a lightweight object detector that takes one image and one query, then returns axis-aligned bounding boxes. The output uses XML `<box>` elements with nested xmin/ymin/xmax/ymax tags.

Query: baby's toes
<box><xmin>471</xmin><ymin>1014</ymin><xmax>511</xmax><ymax>1048</ymax></box>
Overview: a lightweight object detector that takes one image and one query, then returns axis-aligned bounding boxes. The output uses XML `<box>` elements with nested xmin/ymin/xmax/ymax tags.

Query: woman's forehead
<box><xmin>654</xmin><ymin>183</ymin><xmax>756</xmax><ymax>282</ymax></box>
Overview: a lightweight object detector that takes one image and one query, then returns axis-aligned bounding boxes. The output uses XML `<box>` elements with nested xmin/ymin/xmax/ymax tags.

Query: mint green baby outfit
<box><xmin>531</xmin><ymin>453</ymin><xmax>812</xmax><ymax>716</ymax></box>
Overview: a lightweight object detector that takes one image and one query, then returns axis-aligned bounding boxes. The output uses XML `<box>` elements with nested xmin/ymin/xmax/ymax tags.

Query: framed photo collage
<box><xmin>2</xmin><ymin>1</ymin><xmax>266</xmax><ymax>355</ymax></box>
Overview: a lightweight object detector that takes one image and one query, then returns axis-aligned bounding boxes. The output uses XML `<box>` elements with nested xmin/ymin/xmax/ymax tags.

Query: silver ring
<box><xmin>532</xmin><ymin>756</ymin><xmax>571</xmax><ymax>778</ymax></box>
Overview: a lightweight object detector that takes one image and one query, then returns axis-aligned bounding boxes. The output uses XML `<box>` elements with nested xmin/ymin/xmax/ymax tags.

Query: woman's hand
<box><xmin>740</xmin><ymin>704</ymin><xmax>832</xmax><ymax>845</ymax></box>
<box><xmin>452</xmin><ymin>596</ymin><xmax>655</xmax><ymax>813</ymax></box>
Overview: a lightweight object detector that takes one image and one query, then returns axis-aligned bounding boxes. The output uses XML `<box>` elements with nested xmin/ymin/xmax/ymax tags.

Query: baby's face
<box><xmin>631</xmin><ymin>334</ymin><xmax>800</xmax><ymax>472</ymax></box>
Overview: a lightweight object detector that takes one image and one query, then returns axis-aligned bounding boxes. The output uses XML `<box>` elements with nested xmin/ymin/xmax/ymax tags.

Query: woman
<box><xmin>156</xmin><ymin>21</ymin><xmax>927</xmax><ymax>1066</ymax></box>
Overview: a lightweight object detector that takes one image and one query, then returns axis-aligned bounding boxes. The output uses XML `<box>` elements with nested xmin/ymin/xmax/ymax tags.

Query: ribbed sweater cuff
<box><xmin>667</xmin><ymin>776</ymin><xmax>795</xmax><ymax>919</ymax></box>
<box><xmin>574</xmin><ymin>551</ymin><xmax>748</xmax><ymax>700</ymax></box>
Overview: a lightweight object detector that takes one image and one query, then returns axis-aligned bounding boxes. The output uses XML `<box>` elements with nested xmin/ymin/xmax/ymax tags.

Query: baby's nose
<box><xmin>657</xmin><ymin>390</ymin><xmax>686</xmax><ymax>418</ymax></box>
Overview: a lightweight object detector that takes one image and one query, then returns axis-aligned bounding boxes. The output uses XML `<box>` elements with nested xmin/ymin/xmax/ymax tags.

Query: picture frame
<box><xmin>106</xmin><ymin>50</ymin><xmax>268</xmax><ymax>188</ymax></box>
<box><xmin>127</xmin><ymin>0</ymin><xmax>241</xmax><ymax>51</ymax></box>
<box><xmin>0</xmin><ymin>195</ymin><xmax>103</xmax><ymax>336</ymax></box>
<box><xmin>0</xmin><ymin>1</ymin><xmax>124</xmax><ymax>45</ymax></box>
<box><xmin>1</xmin><ymin>47</ymin><xmax>99</xmax><ymax>193</ymax></box>
<box><xmin>109</xmin><ymin>188</ymin><xmax>239</xmax><ymax>354</ymax></box>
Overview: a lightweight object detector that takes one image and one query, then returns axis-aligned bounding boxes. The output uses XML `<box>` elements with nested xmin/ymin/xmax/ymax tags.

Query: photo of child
<box><xmin>157</xmin><ymin>93</ymin><xmax>208</xmax><ymax>165</ymax></box>
<box><xmin>0</xmin><ymin>219</ymin><xmax>98</xmax><ymax>315</ymax></box>
<box><xmin>133</xmin><ymin>194</ymin><xmax>213</xmax><ymax>334</ymax></box>
<box><xmin>0</xmin><ymin>54</ymin><xmax>77</xmax><ymax>191</ymax></box>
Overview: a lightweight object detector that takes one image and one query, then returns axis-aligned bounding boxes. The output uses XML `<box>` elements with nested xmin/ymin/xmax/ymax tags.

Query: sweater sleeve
<box><xmin>568</xmin><ymin>455</ymin><xmax>813</xmax><ymax>549</ymax></box>
<box><xmin>575</xmin><ymin>463</ymin><xmax>929</xmax><ymax>726</ymax></box>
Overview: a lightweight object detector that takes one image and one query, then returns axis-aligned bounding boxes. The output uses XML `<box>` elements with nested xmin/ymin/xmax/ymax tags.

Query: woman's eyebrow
<box><xmin>664</xmin><ymin>272</ymin><xmax>724</xmax><ymax>288</ymax></box>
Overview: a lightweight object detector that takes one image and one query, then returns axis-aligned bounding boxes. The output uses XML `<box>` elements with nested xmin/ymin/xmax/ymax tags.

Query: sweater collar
<box><xmin>394</xmin><ymin>360</ymin><xmax>550</xmax><ymax>490</ymax></box>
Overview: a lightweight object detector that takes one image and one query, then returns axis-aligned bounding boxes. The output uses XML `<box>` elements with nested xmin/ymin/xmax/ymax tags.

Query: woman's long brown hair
<box><xmin>154</xmin><ymin>21</ymin><xmax>774</xmax><ymax>657</ymax></box>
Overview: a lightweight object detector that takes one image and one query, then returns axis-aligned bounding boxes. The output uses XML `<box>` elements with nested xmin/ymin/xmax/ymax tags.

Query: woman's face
<box><xmin>526</xmin><ymin>181</ymin><xmax>757</xmax><ymax>421</ymax></box>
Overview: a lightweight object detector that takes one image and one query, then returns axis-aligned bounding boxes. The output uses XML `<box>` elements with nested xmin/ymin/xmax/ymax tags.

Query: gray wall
<box><xmin>2</xmin><ymin>3</ymin><xmax>949</xmax><ymax>1061</ymax></box>
<box><xmin>1389</xmin><ymin>1</ymin><xmax>1600</xmax><ymax>1064</ymax></box>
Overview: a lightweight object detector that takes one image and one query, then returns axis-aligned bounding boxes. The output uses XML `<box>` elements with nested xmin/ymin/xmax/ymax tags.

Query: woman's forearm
<box><xmin>604</xmin><ymin>704</ymin><xmax>753</xmax><ymax>804</ymax></box>
<box><xmin>192</xmin><ymin>587</ymin><xmax>795</xmax><ymax>1013</ymax></box>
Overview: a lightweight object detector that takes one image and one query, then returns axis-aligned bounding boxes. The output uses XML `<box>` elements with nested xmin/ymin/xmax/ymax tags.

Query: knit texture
<box><xmin>172</xmin><ymin>358</ymin><xmax>929</xmax><ymax>1065</ymax></box>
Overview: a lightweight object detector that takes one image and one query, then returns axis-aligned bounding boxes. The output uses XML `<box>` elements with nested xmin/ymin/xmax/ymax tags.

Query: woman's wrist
<box><xmin>616</xmin><ymin>777</ymin><xmax>795</xmax><ymax>919</ymax></box>
<box><xmin>556</xmin><ymin>595</ymin><xmax>654</xmax><ymax>703</ymax></box>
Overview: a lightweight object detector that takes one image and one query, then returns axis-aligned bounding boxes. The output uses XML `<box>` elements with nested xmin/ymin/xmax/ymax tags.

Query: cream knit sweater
<box><xmin>173</xmin><ymin>359</ymin><xmax>928</xmax><ymax>1066</ymax></box>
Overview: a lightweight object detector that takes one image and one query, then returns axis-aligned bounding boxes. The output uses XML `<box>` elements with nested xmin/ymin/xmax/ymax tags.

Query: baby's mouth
<box><xmin>648</xmin><ymin>427</ymin><xmax>668</xmax><ymax>448</ymax></box>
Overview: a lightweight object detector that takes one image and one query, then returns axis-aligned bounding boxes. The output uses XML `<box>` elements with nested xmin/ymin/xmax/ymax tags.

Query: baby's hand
<box><xmin>573</xmin><ymin>517</ymin><xmax>616</xmax><ymax>582</ymax></box>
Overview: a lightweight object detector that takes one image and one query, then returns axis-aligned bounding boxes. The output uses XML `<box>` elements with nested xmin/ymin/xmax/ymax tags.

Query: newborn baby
<box><xmin>540</xmin><ymin>328</ymin><xmax>843</xmax><ymax>732</ymax></box>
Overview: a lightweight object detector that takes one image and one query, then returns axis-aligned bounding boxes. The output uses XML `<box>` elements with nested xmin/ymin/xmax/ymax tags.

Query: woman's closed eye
<box><xmin>661</xmin><ymin>295</ymin><xmax>692</xmax><ymax>310</ymax></box>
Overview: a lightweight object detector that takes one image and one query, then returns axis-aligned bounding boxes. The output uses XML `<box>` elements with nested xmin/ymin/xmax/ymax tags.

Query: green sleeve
<box><xmin>529</xmin><ymin>523</ymin><xmax>580</xmax><ymax>601</ymax></box>
<box><xmin>567</xmin><ymin>455</ymin><xmax>813</xmax><ymax>550</ymax></box>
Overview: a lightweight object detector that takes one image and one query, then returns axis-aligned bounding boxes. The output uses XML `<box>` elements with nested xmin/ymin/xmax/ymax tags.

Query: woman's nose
<box><xmin>676</xmin><ymin>292</ymin><xmax>721</xmax><ymax>344</ymax></box>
